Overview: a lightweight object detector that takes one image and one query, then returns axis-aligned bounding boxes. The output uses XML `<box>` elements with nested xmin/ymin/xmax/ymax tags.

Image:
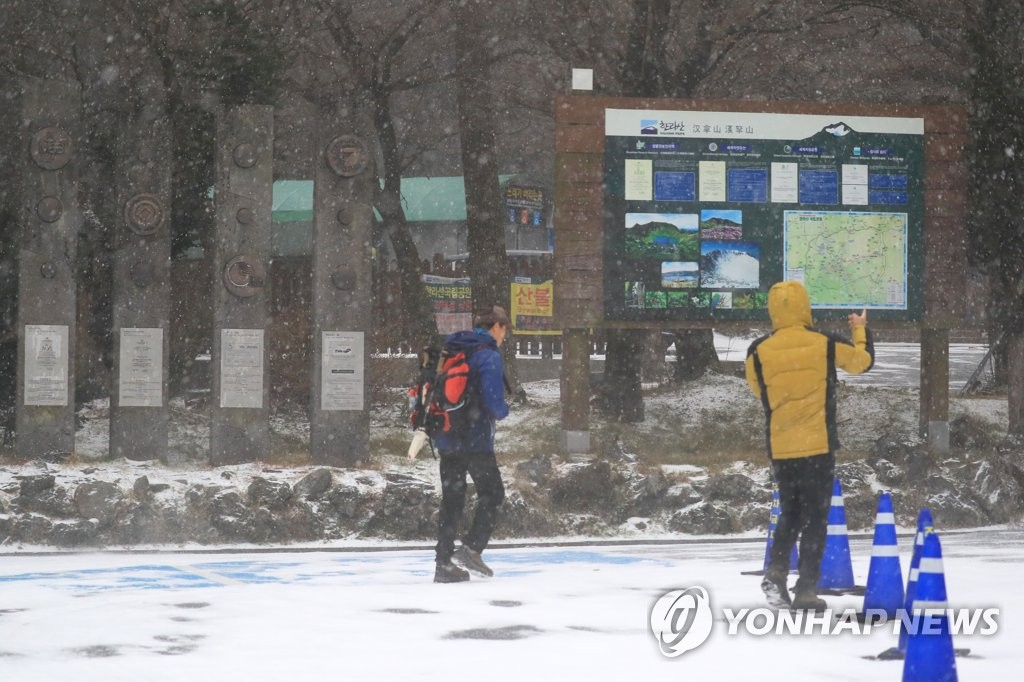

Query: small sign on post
<box><xmin>320</xmin><ymin>331</ymin><xmax>364</xmax><ymax>412</ymax></box>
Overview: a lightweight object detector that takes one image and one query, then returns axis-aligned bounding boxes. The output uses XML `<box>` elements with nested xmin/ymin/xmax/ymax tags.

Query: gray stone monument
<box><xmin>110</xmin><ymin>80</ymin><xmax>171</xmax><ymax>461</ymax></box>
<box><xmin>210</xmin><ymin>106</ymin><xmax>273</xmax><ymax>465</ymax></box>
<box><xmin>16</xmin><ymin>80</ymin><xmax>82</xmax><ymax>459</ymax></box>
<box><xmin>310</xmin><ymin>124</ymin><xmax>375</xmax><ymax>466</ymax></box>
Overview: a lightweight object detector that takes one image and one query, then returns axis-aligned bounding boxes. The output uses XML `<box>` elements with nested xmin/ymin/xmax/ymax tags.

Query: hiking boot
<box><xmin>453</xmin><ymin>546</ymin><xmax>493</xmax><ymax>577</ymax></box>
<box><xmin>791</xmin><ymin>587</ymin><xmax>827</xmax><ymax>611</ymax></box>
<box><xmin>434</xmin><ymin>560</ymin><xmax>470</xmax><ymax>583</ymax></box>
<box><xmin>760</xmin><ymin>568</ymin><xmax>792</xmax><ymax>608</ymax></box>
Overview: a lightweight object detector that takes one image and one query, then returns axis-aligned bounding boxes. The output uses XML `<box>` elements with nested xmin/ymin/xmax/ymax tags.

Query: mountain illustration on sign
<box><xmin>824</xmin><ymin>122</ymin><xmax>854</xmax><ymax>137</ymax></box>
<box><xmin>699</xmin><ymin>243</ymin><xmax>760</xmax><ymax>289</ymax></box>
<box><xmin>625</xmin><ymin>218</ymin><xmax>699</xmax><ymax>261</ymax></box>
<box><xmin>699</xmin><ymin>216</ymin><xmax>742</xmax><ymax>241</ymax></box>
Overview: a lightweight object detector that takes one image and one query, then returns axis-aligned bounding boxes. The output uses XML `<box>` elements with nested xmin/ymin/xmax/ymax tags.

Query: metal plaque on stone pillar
<box><xmin>16</xmin><ymin>80</ymin><xmax>81</xmax><ymax>459</ymax></box>
<box><xmin>311</xmin><ymin>129</ymin><xmax>375</xmax><ymax>466</ymax></box>
<box><xmin>210</xmin><ymin>106</ymin><xmax>273</xmax><ymax>465</ymax></box>
<box><xmin>110</xmin><ymin>81</ymin><xmax>171</xmax><ymax>460</ymax></box>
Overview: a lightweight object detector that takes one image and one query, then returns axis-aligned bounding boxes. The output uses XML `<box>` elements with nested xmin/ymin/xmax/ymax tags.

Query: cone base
<box><xmin>869</xmin><ymin>647</ymin><xmax>973</xmax><ymax>662</ymax></box>
<box><xmin>818</xmin><ymin>585</ymin><xmax>866</xmax><ymax>596</ymax></box>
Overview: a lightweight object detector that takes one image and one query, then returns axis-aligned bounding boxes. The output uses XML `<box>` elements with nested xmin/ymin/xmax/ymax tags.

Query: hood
<box><xmin>444</xmin><ymin>329</ymin><xmax>498</xmax><ymax>353</ymax></box>
<box><xmin>768</xmin><ymin>280</ymin><xmax>812</xmax><ymax>330</ymax></box>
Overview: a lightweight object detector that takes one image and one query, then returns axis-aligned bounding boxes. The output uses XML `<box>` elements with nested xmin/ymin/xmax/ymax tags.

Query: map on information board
<box><xmin>602</xmin><ymin>108</ymin><xmax>924</xmax><ymax>321</ymax></box>
<box><xmin>784</xmin><ymin>211</ymin><xmax>907</xmax><ymax>309</ymax></box>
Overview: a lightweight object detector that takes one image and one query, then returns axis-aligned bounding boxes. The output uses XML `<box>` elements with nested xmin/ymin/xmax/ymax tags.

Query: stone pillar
<box><xmin>1007</xmin><ymin>331</ymin><xmax>1024</xmax><ymax>436</ymax></box>
<box><xmin>920</xmin><ymin>327</ymin><xmax>950</xmax><ymax>455</ymax></box>
<box><xmin>560</xmin><ymin>328</ymin><xmax>591</xmax><ymax>453</ymax></box>
<box><xmin>310</xmin><ymin>124</ymin><xmax>375</xmax><ymax>466</ymax></box>
<box><xmin>110</xmin><ymin>79</ymin><xmax>171</xmax><ymax>461</ymax></box>
<box><xmin>210</xmin><ymin>106</ymin><xmax>273</xmax><ymax>465</ymax></box>
<box><xmin>16</xmin><ymin>80</ymin><xmax>81</xmax><ymax>459</ymax></box>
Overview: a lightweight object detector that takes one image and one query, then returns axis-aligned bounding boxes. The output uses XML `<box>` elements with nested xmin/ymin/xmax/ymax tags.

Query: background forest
<box><xmin>0</xmin><ymin>0</ymin><xmax>1020</xmax><ymax>417</ymax></box>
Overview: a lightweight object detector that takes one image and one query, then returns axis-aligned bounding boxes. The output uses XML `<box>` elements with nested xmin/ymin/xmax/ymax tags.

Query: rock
<box><xmin>133</xmin><ymin>476</ymin><xmax>151</xmax><ymax>501</ymax></box>
<box><xmin>835</xmin><ymin>461</ymin><xmax>875</xmax><ymax>492</ymax></box>
<box><xmin>927</xmin><ymin>490</ymin><xmax>990</xmax><ymax>528</ymax></box>
<box><xmin>842</xmin><ymin>492</ymin><xmax>879</xmax><ymax>531</ymax></box>
<box><xmin>972</xmin><ymin>456</ymin><xmax>1024</xmax><ymax>523</ymax></box>
<box><xmin>12</xmin><ymin>514</ymin><xmax>53</xmax><ymax>544</ymax></box>
<box><xmin>18</xmin><ymin>474</ymin><xmax>55</xmax><ymax>496</ymax></box>
<box><xmin>499</xmin><ymin>490</ymin><xmax>557</xmax><ymax>538</ymax></box>
<box><xmin>736</xmin><ymin>501</ymin><xmax>769</xmax><ymax>532</ymax></box>
<box><xmin>14</xmin><ymin>486</ymin><xmax>77</xmax><ymax>518</ymax></box>
<box><xmin>51</xmin><ymin>519</ymin><xmax>100</xmax><ymax>547</ymax></box>
<box><xmin>365</xmin><ymin>474</ymin><xmax>437</xmax><ymax>540</ymax></box>
<box><xmin>73</xmin><ymin>482</ymin><xmax>125</xmax><ymax>527</ymax></box>
<box><xmin>111</xmin><ymin>502</ymin><xmax>183</xmax><ymax>545</ymax></box>
<box><xmin>515</xmin><ymin>454</ymin><xmax>554</xmax><ymax>485</ymax></box>
<box><xmin>209</xmin><ymin>491</ymin><xmax>251</xmax><ymax>540</ymax></box>
<box><xmin>281</xmin><ymin>501</ymin><xmax>324</xmax><ymax>542</ymax></box>
<box><xmin>248</xmin><ymin>477</ymin><xmax>294</xmax><ymax>510</ymax></box>
<box><xmin>950</xmin><ymin>415</ymin><xmax>1000</xmax><ymax>451</ymax></box>
<box><xmin>323</xmin><ymin>484</ymin><xmax>361</xmax><ymax>520</ymax></box>
<box><xmin>249</xmin><ymin>506</ymin><xmax>284</xmax><ymax>543</ymax></box>
<box><xmin>627</xmin><ymin>468</ymin><xmax>671</xmax><ymax>516</ymax></box>
<box><xmin>662</xmin><ymin>483</ymin><xmax>703</xmax><ymax>508</ymax></box>
<box><xmin>704</xmin><ymin>473</ymin><xmax>759</xmax><ymax>503</ymax></box>
<box><xmin>872</xmin><ymin>459</ymin><xmax>905</xmax><ymax>487</ymax></box>
<box><xmin>293</xmin><ymin>469</ymin><xmax>333</xmax><ymax>500</ymax></box>
<box><xmin>667</xmin><ymin>502</ymin><xmax>736</xmax><ymax>535</ymax></box>
<box><xmin>548</xmin><ymin>461</ymin><xmax>621</xmax><ymax>517</ymax></box>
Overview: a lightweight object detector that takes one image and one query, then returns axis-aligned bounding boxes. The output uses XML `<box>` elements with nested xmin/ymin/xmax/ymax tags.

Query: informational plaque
<box><xmin>321</xmin><ymin>331</ymin><xmax>364</xmax><ymax>411</ymax></box>
<box><xmin>24</xmin><ymin>324</ymin><xmax>69</xmax><ymax>406</ymax></box>
<box><xmin>220</xmin><ymin>328</ymin><xmax>264</xmax><ymax>408</ymax></box>
<box><xmin>118</xmin><ymin>327</ymin><xmax>163</xmax><ymax>407</ymax></box>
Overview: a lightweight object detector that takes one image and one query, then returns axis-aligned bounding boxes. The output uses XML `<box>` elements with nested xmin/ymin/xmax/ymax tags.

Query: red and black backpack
<box><xmin>409</xmin><ymin>343</ymin><xmax>482</xmax><ymax>441</ymax></box>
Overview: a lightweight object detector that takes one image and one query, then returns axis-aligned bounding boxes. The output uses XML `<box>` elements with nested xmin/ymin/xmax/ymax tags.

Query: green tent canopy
<box><xmin>271</xmin><ymin>176</ymin><xmax>480</xmax><ymax>223</ymax></box>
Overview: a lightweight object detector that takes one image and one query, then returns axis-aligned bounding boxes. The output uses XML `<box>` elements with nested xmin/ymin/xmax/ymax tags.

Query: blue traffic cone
<box><xmin>762</xmin><ymin>484</ymin><xmax>799</xmax><ymax>573</ymax></box>
<box><xmin>899</xmin><ymin>509</ymin><xmax>935</xmax><ymax>652</ymax></box>
<box><xmin>862</xmin><ymin>492</ymin><xmax>904</xmax><ymax>617</ymax></box>
<box><xmin>817</xmin><ymin>479</ymin><xmax>855</xmax><ymax>591</ymax></box>
<box><xmin>902</xmin><ymin>532</ymin><xmax>958</xmax><ymax>682</ymax></box>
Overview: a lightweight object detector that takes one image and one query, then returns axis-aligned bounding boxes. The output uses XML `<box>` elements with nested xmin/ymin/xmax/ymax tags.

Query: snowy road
<box><xmin>0</xmin><ymin>531</ymin><xmax>1019</xmax><ymax>681</ymax></box>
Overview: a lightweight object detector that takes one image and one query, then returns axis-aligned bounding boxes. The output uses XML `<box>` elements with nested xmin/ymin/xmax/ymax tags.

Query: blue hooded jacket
<box><xmin>432</xmin><ymin>328</ymin><xmax>509</xmax><ymax>454</ymax></box>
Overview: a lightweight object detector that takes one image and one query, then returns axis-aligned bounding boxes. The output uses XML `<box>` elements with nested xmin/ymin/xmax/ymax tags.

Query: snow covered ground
<box><xmin>1</xmin><ymin>338</ymin><xmax>1015</xmax><ymax>680</ymax></box>
<box><xmin>0</xmin><ymin>531</ymin><xmax>1018</xmax><ymax>681</ymax></box>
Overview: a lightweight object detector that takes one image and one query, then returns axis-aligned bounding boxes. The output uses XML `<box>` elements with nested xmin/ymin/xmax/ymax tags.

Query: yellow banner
<box><xmin>510</xmin><ymin>279</ymin><xmax>559</xmax><ymax>335</ymax></box>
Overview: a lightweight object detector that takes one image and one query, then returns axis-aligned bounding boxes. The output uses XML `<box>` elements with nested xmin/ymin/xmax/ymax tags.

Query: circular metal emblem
<box><xmin>36</xmin><ymin>196</ymin><xmax>64</xmax><ymax>223</ymax></box>
<box><xmin>31</xmin><ymin>127</ymin><xmax>73</xmax><ymax>170</ymax></box>
<box><xmin>236</xmin><ymin>207</ymin><xmax>255</xmax><ymax>225</ymax></box>
<box><xmin>223</xmin><ymin>255</ymin><xmax>266</xmax><ymax>297</ymax></box>
<box><xmin>325</xmin><ymin>135</ymin><xmax>369</xmax><ymax>177</ymax></box>
<box><xmin>39</xmin><ymin>262</ymin><xmax>58</xmax><ymax>279</ymax></box>
<box><xmin>233</xmin><ymin>143</ymin><xmax>257</xmax><ymax>169</ymax></box>
<box><xmin>124</xmin><ymin>193</ymin><xmax>165</xmax><ymax>235</ymax></box>
<box><xmin>130</xmin><ymin>259</ymin><xmax>154</xmax><ymax>288</ymax></box>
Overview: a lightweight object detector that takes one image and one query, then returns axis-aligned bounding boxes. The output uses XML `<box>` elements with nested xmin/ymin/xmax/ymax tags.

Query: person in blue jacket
<box><xmin>433</xmin><ymin>305</ymin><xmax>511</xmax><ymax>583</ymax></box>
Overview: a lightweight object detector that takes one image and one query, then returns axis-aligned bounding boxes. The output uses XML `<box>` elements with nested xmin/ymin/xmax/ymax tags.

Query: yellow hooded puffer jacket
<box><xmin>744</xmin><ymin>281</ymin><xmax>874</xmax><ymax>459</ymax></box>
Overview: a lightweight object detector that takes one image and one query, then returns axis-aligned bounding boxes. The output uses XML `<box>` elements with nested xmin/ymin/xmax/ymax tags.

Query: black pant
<box><xmin>769</xmin><ymin>452</ymin><xmax>835</xmax><ymax>592</ymax></box>
<box><xmin>435</xmin><ymin>450</ymin><xmax>505</xmax><ymax>563</ymax></box>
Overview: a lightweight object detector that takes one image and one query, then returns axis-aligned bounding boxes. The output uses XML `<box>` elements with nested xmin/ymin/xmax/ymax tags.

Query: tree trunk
<box><xmin>452</xmin><ymin>0</ymin><xmax>521</xmax><ymax>394</ymax></box>
<box><xmin>372</xmin><ymin>88</ymin><xmax>439</xmax><ymax>349</ymax></box>
<box><xmin>673</xmin><ymin>329</ymin><xmax>720</xmax><ymax>381</ymax></box>
<box><xmin>598</xmin><ymin>329</ymin><xmax>644</xmax><ymax>422</ymax></box>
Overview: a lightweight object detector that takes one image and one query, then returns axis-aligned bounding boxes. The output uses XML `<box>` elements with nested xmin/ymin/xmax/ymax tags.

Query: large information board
<box><xmin>603</xmin><ymin>109</ymin><xmax>924</xmax><ymax>321</ymax></box>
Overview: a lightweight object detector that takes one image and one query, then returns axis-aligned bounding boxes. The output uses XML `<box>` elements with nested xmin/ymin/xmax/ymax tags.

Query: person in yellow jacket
<box><xmin>745</xmin><ymin>280</ymin><xmax>874</xmax><ymax>610</ymax></box>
